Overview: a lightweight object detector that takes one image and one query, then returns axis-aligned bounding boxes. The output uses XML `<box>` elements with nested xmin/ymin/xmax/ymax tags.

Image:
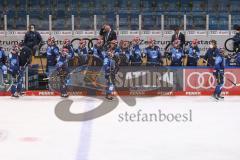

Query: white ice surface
<box><xmin>0</xmin><ymin>96</ymin><xmax>240</xmax><ymax>160</ymax></box>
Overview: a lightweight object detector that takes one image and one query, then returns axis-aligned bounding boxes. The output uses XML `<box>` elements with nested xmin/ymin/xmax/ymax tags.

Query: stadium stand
<box><xmin>0</xmin><ymin>0</ymin><xmax>239</xmax><ymax>30</ymax></box>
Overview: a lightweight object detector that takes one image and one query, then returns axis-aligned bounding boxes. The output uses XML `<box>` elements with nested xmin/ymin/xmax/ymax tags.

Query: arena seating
<box><xmin>0</xmin><ymin>0</ymin><xmax>239</xmax><ymax>30</ymax></box>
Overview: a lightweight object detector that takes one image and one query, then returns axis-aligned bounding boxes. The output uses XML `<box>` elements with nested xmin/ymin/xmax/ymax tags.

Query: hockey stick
<box><xmin>42</xmin><ymin>69</ymin><xmax>104</xmax><ymax>80</ymax></box>
<box><xmin>202</xmin><ymin>59</ymin><xmax>240</xmax><ymax>86</ymax></box>
<box><xmin>6</xmin><ymin>58</ymin><xmax>30</xmax><ymax>92</ymax></box>
<box><xmin>43</xmin><ymin>74</ymin><xmax>65</xmax><ymax>80</ymax></box>
<box><xmin>226</xmin><ymin>77</ymin><xmax>240</xmax><ymax>86</ymax></box>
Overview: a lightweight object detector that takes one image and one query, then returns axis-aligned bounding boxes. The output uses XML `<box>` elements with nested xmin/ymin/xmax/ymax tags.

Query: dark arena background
<box><xmin>0</xmin><ymin>1</ymin><xmax>240</xmax><ymax>160</ymax></box>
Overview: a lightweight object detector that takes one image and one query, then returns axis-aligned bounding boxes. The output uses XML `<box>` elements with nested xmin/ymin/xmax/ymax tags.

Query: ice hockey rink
<box><xmin>0</xmin><ymin>96</ymin><xmax>240</xmax><ymax>160</ymax></box>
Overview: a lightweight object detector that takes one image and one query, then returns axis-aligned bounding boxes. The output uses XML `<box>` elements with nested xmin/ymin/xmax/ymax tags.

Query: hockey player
<box><xmin>8</xmin><ymin>45</ymin><xmax>21</xmax><ymax>97</ymax></box>
<box><xmin>170</xmin><ymin>40</ymin><xmax>184</xmax><ymax>66</ymax></box>
<box><xmin>0</xmin><ymin>47</ymin><xmax>8</xmax><ymax>84</ymax></box>
<box><xmin>204</xmin><ymin>40</ymin><xmax>219</xmax><ymax>66</ymax></box>
<box><xmin>186</xmin><ymin>39</ymin><xmax>201</xmax><ymax>66</ymax></box>
<box><xmin>144</xmin><ymin>38</ymin><xmax>162</xmax><ymax>66</ymax></box>
<box><xmin>62</xmin><ymin>39</ymin><xmax>75</xmax><ymax>66</ymax></box>
<box><xmin>19</xmin><ymin>42</ymin><xmax>32</xmax><ymax>67</ymax></box>
<box><xmin>130</xmin><ymin>36</ymin><xmax>143</xmax><ymax>66</ymax></box>
<box><xmin>108</xmin><ymin>39</ymin><xmax>120</xmax><ymax>55</ymax></box>
<box><xmin>17</xmin><ymin>42</ymin><xmax>32</xmax><ymax>95</ymax></box>
<box><xmin>104</xmin><ymin>50</ymin><xmax>117</xmax><ymax>100</ymax></box>
<box><xmin>107</xmin><ymin>40</ymin><xmax>120</xmax><ymax>70</ymax></box>
<box><xmin>226</xmin><ymin>26</ymin><xmax>240</xmax><ymax>66</ymax></box>
<box><xmin>229</xmin><ymin>25</ymin><xmax>240</xmax><ymax>66</ymax></box>
<box><xmin>236</xmin><ymin>51</ymin><xmax>240</xmax><ymax>66</ymax></box>
<box><xmin>232</xmin><ymin>25</ymin><xmax>240</xmax><ymax>52</ymax></box>
<box><xmin>45</xmin><ymin>36</ymin><xmax>59</xmax><ymax>76</ymax></box>
<box><xmin>225</xmin><ymin>52</ymin><xmax>238</xmax><ymax>66</ymax></box>
<box><xmin>212</xmin><ymin>48</ymin><xmax>225</xmax><ymax>100</ymax></box>
<box><xmin>56</xmin><ymin>48</ymin><xmax>70</xmax><ymax>98</ymax></box>
<box><xmin>92</xmin><ymin>39</ymin><xmax>105</xmax><ymax>60</ymax></box>
<box><xmin>118</xmin><ymin>40</ymin><xmax>131</xmax><ymax>66</ymax></box>
<box><xmin>76</xmin><ymin>39</ymin><xmax>88</xmax><ymax>65</ymax></box>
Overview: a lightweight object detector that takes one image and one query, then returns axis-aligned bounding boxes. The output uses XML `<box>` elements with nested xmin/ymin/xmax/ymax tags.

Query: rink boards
<box><xmin>1</xmin><ymin>67</ymin><xmax>240</xmax><ymax>96</ymax></box>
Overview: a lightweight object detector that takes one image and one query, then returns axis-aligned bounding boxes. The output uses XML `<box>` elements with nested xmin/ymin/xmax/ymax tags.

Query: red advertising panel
<box><xmin>184</xmin><ymin>68</ymin><xmax>240</xmax><ymax>95</ymax></box>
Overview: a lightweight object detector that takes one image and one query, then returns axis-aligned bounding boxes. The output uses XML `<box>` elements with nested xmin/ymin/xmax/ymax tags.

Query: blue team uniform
<box><xmin>187</xmin><ymin>45</ymin><xmax>200</xmax><ymax>66</ymax></box>
<box><xmin>64</xmin><ymin>45</ymin><xmax>74</xmax><ymax>59</ymax></box>
<box><xmin>130</xmin><ymin>45</ymin><xmax>142</xmax><ymax>66</ymax></box>
<box><xmin>204</xmin><ymin>48</ymin><xmax>219</xmax><ymax>66</ymax></box>
<box><xmin>113</xmin><ymin>47</ymin><xmax>121</xmax><ymax>57</ymax></box>
<box><xmin>170</xmin><ymin>47</ymin><xmax>184</xmax><ymax>66</ymax></box>
<box><xmin>225</xmin><ymin>52</ymin><xmax>240</xmax><ymax>66</ymax></box>
<box><xmin>63</xmin><ymin>44</ymin><xmax>75</xmax><ymax>66</ymax></box>
<box><xmin>236</xmin><ymin>52</ymin><xmax>240</xmax><ymax>66</ymax></box>
<box><xmin>76</xmin><ymin>47</ymin><xmax>88</xmax><ymax>65</ymax></box>
<box><xmin>8</xmin><ymin>53</ymin><xmax>22</xmax><ymax>96</ymax></box>
<box><xmin>213</xmin><ymin>53</ymin><xmax>225</xmax><ymax>98</ymax></box>
<box><xmin>46</xmin><ymin>44</ymin><xmax>59</xmax><ymax>75</ymax></box>
<box><xmin>107</xmin><ymin>47</ymin><xmax>121</xmax><ymax>68</ymax></box>
<box><xmin>225</xmin><ymin>51</ymin><xmax>240</xmax><ymax>66</ymax></box>
<box><xmin>233</xmin><ymin>32</ymin><xmax>240</xmax><ymax>51</ymax></box>
<box><xmin>104</xmin><ymin>55</ymin><xmax>117</xmax><ymax>96</ymax></box>
<box><xmin>0</xmin><ymin>48</ymin><xmax>7</xmax><ymax>81</ymax></box>
<box><xmin>92</xmin><ymin>45</ymin><xmax>105</xmax><ymax>60</ymax></box>
<box><xmin>144</xmin><ymin>46</ymin><xmax>162</xmax><ymax>66</ymax></box>
<box><xmin>56</xmin><ymin>54</ymin><xmax>69</xmax><ymax>97</ymax></box>
<box><xmin>118</xmin><ymin>49</ymin><xmax>131</xmax><ymax>66</ymax></box>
